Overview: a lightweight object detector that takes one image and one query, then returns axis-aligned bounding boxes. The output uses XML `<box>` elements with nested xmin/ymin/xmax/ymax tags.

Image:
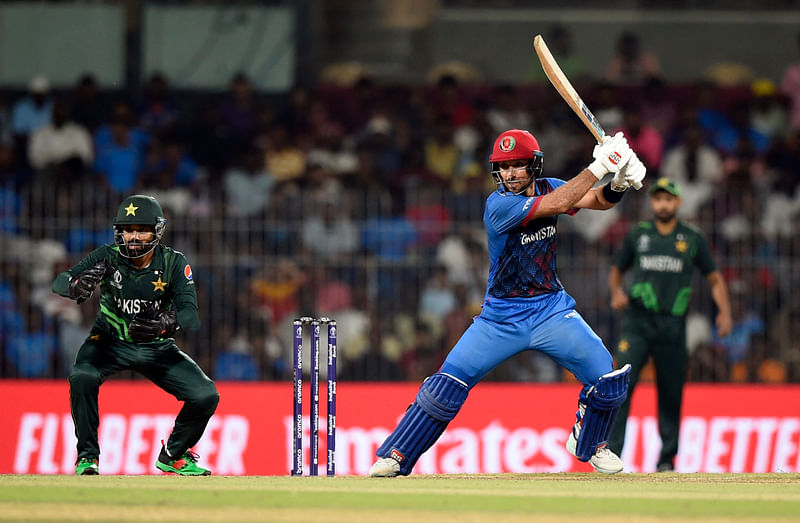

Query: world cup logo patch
<box><xmin>499</xmin><ymin>136</ymin><xmax>516</xmax><ymax>152</ymax></box>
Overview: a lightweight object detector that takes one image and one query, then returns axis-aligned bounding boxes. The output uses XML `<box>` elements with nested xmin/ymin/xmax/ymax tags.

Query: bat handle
<box><xmin>632</xmin><ymin>180</ymin><xmax>643</xmax><ymax>190</ymax></box>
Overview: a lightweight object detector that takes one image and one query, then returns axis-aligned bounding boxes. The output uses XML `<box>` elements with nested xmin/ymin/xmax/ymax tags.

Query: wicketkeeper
<box><xmin>52</xmin><ymin>194</ymin><xmax>219</xmax><ymax>476</ymax></box>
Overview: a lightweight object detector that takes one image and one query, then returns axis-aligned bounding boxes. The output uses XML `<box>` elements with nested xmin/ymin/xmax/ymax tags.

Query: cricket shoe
<box><xmin>369</xmin><ymin>457</ymin><xmax>401</xmax><ymax>477</ymax></box>
<box><xmin>156</xmin><ymin>441</ymin><xmax>211</xmax><ymax>476</ymax></box>
<box><xmin>566</xmin><ymin>425</ymin><xmax>624</xmax><ymax>474</ymax></box>
<box><xmin>75</xmin><ymin>457</ymin><xmax>99</xmax><ymax>475</ymax></box>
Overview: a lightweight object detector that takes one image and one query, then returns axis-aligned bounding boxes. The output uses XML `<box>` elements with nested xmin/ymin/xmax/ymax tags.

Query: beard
<box><xmin>654</xmin><ymin>210</ymin><xmax>676</xmax><ymax>223</ymax></box>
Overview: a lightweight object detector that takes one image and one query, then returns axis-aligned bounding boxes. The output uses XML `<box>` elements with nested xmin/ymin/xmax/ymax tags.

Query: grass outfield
<box><xmin>1</xmin><ymin>473</ymin><xmax>799</xmax><ymax>522</ymax></box>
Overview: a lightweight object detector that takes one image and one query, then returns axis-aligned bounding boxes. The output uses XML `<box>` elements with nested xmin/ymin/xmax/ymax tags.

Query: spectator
<box><xmin>780</xmin><ymin>31</ymin><xmax>800</xmax><ymax>132</ymax></box>
<box><xmin>405</xmin><ymin>185</ymin><xmax>452</xmax><ymax>254</ymax></box>
<box><xmin>250</xmin><ymin>258</ymin><xmax>306</xmax><ymax>325</ymax></box>
<box><xmin>359</xmin><ymin>114</ymin><xmax>404</xmax><ymax>185</ymax></box>
<box><xmin>713</xmin><ymin>281</ymin><xmax>764</xmax><ymax>365</ymax></box>
<box><xmin>262</xmin><ymin>124</ymin><xmax>306</xmax><ymax>183</ymax></box>
<box><xmin>750</xmin><ymin>79</ymin><xmax>788</xmax><ymax>141</ymax></box>
<box><xmin>605</xmin><ymin>32</ymin><xmax>661</xmax><ymax>85</ymax></box>
<box><xmin>526</xmin><ymin>24</ymin><xmax>588</xmax><ymax>84</ymax></box>
<box><xmin>398</xmin><ymin>319</ymin><xmax>443</xmax><ymax>382</ymax></box>
<box><xmin>0</xmin><ymin>94</ymin><xmax>12</xmax><ymax>147</ymax></box>
<box><xmin>640</xmin><ymin>76</ymin><xmax>677</xmax><ymax>138</ymax></box>
<box><xmin>592</xmin><ymin>82</ymin><xmax>625</xmax><ymax>132</ymax></box>
<box><xmin>223</xmin><ymin>146</ymin><xmax>276</xmax><ymax>218</ymax></box>
<box><xmin>418</xmin><ymin>263</ymin><xmax>457</xmax><ymax>324</ymax></box>
<box><xmin>11</xmin><ymin>75</ymin><xmax>54</xmax><ymax>164</ymax></box>
<box><xmin>361</xmin><ymin>193</ymin><xmax>419</xmax><ymax>261</ymax></box>
<box><xmin>614</xmin><ymin>104</ymin><xmax>664</xmax><ymax>171</ymax></box>
<box><xmin>70</xmin><ymin>73</ymin><xmax>104</xmax><ymax>134</ymax></box>
<box><xmin>93</xmin><ymin>101</ymin><xmax>149</xmax><ymax>194</ymax></box>
<box><xmin>300</xmin><ymin>192</ymin><xmax>359</xmax><ymax>263</ymax></box>
<box><xmin>424</xmin><ymin>114</ymin><xmax>460</xmax><ymax>185</ymax></box>
<box><xmin>339</xmin><ymin>319</ymin><xmax>405</xmax><ymax>381</ymax></box>
<box><xmin>28</xmin><ymin>99</ymin><xmax>93</xmax><ymax>176</ymax></box>
<box><xmin>486</xmin><ymin>85</ymin><xmax>532</xmax><ymax>135</ymax></box>
<box><xmin>214</xmin><ymin>330</ymin><xmax>260</xmax><ymax>381</ymax></box>
<box><xmin>138</xmin><ymin>72</ymin><xmax>180</xmax><ymax>137</ymax></box>
<box><xmin>5</xmin><ymin>305</ymin><xmax>57</xmax><ymax>378</ymax></box>
<box><xmin>138</xmin><ymin>138</ymin><xmax>197</xmax><ymax>216</ymax></box>
<box><xmin>219</xmin><ymin>72</ymin><xmax>261</xmax><ymax>162</ymax></box>
<box><xmin>429</xmin><ymin>74</ymin><xmax>474</xmax><ymax>128</ymax></box>
<box><xmin>659</xmin><ymin>124</ymin><xmax>724</xmax><ymax>218</ymax></box>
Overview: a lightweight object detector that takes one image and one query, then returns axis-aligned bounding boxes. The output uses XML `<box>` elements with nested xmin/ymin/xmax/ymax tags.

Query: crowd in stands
<box><xmin>2</xmin><ymin>30</ymin><xmax>800</xmax><ymax>384</ymax></box>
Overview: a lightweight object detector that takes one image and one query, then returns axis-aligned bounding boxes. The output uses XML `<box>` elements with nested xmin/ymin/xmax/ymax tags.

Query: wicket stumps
<box><xmin>292</xmin><ymin>316</ymin><xmax>337</xmax><ymax>476</ymax></box>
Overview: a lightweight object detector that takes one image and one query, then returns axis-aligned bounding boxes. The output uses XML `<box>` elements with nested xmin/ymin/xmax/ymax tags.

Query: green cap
<box><xmin>649</xmin><ymin>177</ymin><xmax>681</xmax><ymax>197</ymax></box>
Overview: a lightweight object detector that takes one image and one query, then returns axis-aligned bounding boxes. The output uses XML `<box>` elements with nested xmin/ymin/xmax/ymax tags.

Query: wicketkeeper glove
<box><xmin>68</xmin><ymin>260</ymin><xmax>113</xmax><ymax>304</ymax></box>
<box><xmin>128</xmin><ymin>303</ymin><xmax>179</xmax><ymax>343</ymax></box>
<box><xmin>587</xmin><ymin>132</ymin><xmax>633</xmax><ymax>180</ymax></box>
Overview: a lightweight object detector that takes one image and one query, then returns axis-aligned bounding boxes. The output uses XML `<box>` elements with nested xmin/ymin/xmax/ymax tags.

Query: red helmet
<box><xmin>490</xmin><ymin>129</ymin><xmax>542</xmax><ymax>162</ymax></box>
<box><xmin>489</xmin><ymin>129</ymin><xmax>544</xmax><ymax>195</ymax></box>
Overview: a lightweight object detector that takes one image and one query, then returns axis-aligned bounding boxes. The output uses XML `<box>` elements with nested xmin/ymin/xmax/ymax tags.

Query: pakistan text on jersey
<box><xmin>112</xmin><ymin>297</ymin><xmax>161</xmax><ymax>315</ymax></box>
<box><xmin>639</xmin><ymin>255</ymin><xmax>684</xmax><ymax>273</ymax></box>
<box><xmin>521</xmin><ymin>225</ymin><xmax>556</xmax><ymax>245</ymax></box>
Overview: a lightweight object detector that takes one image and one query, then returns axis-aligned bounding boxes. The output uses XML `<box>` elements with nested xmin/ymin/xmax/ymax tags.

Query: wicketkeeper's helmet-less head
<box><xmin>112</xmin><ymin>194</ymin><xmax>167</xmax><ymax>258</ymax></box>
<box><xmin>489</xmin><ymin>129</ymin><xmax>544</xmax><ymax>195</ymax></box>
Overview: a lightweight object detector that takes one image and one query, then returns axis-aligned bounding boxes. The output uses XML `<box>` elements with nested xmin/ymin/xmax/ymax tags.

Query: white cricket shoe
<box><xmin>369</xmin><ymin>457</ymin><xmax>400</xmax><ymax>477</ymax></box>
<box><xmin>566</xmin><ymin>425</ymin><xmax>624</xmax><ymax>474</ymax></box>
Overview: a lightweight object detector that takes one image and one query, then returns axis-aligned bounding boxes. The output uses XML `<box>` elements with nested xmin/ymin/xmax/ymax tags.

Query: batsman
<box><xmin>52</xmin><ymin>194</ymin><xmax>219</xmax><ymax>476</ymax></box>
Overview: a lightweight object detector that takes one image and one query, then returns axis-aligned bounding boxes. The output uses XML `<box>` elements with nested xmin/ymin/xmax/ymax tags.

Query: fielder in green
<box><xmin>52</xmin><ymin>194</ymin><xmax>219</xmax><ymax>476</ymax></box>
<box><xmin>607</xmin><ymin>178</ymin><xmax>732</xmax><ymax>472</ymax></box>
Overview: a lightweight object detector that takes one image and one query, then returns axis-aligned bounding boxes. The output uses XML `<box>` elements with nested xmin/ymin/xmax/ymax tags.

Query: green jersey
<box><xmin>614</xmin><ymin>220</ymin><xmax>716</xmax><ymax>317</ymax></box>
<box><xmin>52</xmin><ymin>244</ymin><xmax>200</xmax><ymax>342</ymax></box>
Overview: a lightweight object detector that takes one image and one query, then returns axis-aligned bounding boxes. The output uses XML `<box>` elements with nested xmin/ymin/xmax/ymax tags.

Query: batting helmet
<box><xmin>489</xmin><ymin>129</ymin><xmax>544</xmax><ymax>195</ymax></box>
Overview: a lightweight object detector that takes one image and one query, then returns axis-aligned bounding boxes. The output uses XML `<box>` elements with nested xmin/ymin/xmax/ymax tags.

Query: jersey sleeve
<box><xmin>169</xmin><ymin>252</ymin><xmax>200</xmax><ymax>331</ymax></box>
<box><xmin>51</xmin><ymin>246</ymin><xmax>110</xmax><ymax>297</ymax></box>
<box><xmin>484</xmin><ymin>178</ymin><xmax>569</xmax><ymax>234</ymax></box>
<box><xmin>692</xmin><ymin>231</ymin><xmax>717</xmax><ymax>276</ymax></box>
<box><xmin>614</xmin><ymin>227</ymin><xmax>637</xmax><ymax>272</ymax></box>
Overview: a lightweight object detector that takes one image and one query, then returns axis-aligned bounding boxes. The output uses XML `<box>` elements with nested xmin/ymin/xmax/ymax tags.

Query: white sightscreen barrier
<box><xmin>143</xmin><ymin>5</ymin><xmax>295</xmax><ymax>91</ymax></box>
<box><xmin>0</xmin><ymin>4</ymin><xmax>124</xmax><ymax>88</ymax></box>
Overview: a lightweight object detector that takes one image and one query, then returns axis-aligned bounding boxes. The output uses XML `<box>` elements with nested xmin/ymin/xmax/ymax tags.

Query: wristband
<box><xmin>602</xmin><ymin>182</ymin><xmax>626</xmax><ymax>203</ymax></box>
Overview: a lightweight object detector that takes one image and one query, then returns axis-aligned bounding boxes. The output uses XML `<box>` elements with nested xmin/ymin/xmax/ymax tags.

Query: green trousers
<box><xmin>608</xmin><ymin>308</ymin><xmax>687</xmax><ymax>469</ymax></box>
<box><xmin>68</xmin><ymin>332</ymin><xmax>219</xmax><ymax>461</ymax></box>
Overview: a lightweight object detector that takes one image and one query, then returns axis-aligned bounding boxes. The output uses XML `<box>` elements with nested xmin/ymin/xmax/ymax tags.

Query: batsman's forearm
<box><xmin>537</xmin><ymin>170</ymin><xmax>598</xmax><ymax>216</ymax></box>
<box><xmin>52</xmin><ymin>272</ymin><xmax>74</xmax><ymax>297</ymax></box>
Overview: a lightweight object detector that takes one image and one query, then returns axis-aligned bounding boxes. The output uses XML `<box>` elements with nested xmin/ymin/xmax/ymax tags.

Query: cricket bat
<box><xmin>533</xmin><ymin>34</ymin><xmax>605</xmax><ymax>143</ymax></box>
<box><xmin>533</xmin><ymin>34</ymin><xmax>641</xmax><ymax>189</ymax></box>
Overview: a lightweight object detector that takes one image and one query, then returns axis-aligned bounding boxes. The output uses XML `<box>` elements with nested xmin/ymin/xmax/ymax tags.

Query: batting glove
<box><xmin>611</xmin><ymin>153</ymin><xmax>646</xmax><ymax>191</ymax></box>
<box><xmin>587</xmin><ymin>132</ymin><xmax>633</xmax><ymax>180</ymax></box>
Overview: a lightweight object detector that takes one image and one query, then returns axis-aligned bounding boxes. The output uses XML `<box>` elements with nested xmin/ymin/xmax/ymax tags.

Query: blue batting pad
<box><xmin>376</xmin><ymin>373</ymin><xmax>469</xmax><ymax>475</ymax></box>
<box><xmin>575</xmin><ymin>364</ymin><xmax>631</xmax><ymax>461</ymax></box>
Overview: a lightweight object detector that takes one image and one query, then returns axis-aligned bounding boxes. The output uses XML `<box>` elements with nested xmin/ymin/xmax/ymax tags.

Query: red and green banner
<box><xmin>3</xmin><ymin>381</ymin><xmax>799</xmax><ymax>474</ymax></box>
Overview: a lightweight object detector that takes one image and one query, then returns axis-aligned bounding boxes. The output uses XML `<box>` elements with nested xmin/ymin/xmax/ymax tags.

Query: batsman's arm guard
<box><xmin>574</xmin><ymin>364</ymin><xmax>631</xmax><ymax>461</ymax></box>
